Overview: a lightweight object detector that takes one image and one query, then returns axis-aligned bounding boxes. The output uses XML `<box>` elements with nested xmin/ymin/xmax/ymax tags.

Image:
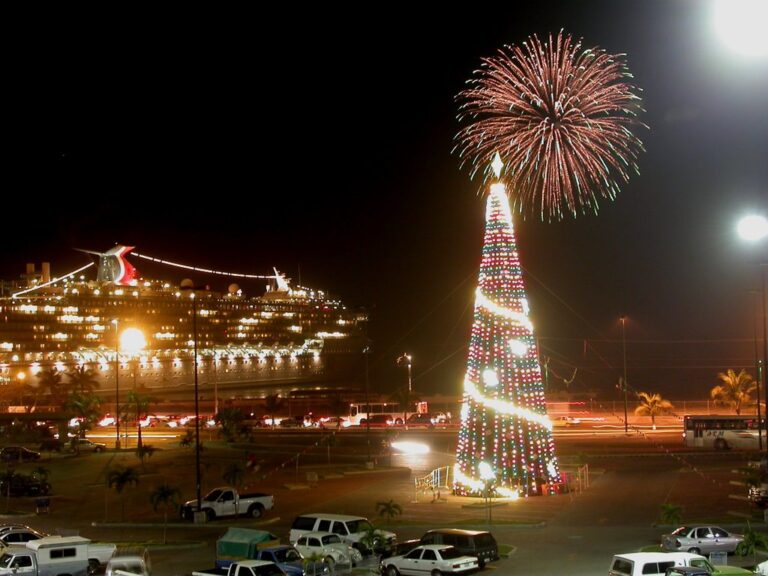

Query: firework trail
<box><xmin>455</xmin><ymin>31</ymin><xmax>647</xmax><ymax>220</ymax></box>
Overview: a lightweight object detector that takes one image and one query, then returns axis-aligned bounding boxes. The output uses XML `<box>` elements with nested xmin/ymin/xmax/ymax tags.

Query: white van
<box><xmin>289</xmin><ymin>513</ymin><xmax>396</xmax><ymax>555</ymax></box>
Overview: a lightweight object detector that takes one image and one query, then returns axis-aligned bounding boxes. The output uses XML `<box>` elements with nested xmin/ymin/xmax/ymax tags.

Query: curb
<box><xmin>91</xmin><ymin>516</ymin><xmax>281</xmax><ymax>529</ymax></box>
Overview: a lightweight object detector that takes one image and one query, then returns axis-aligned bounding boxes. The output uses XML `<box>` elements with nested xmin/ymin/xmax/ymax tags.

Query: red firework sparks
<box><xmin>455</xmin><ymin>31</ymin><xmax>647</xmax><ymax>221</ymax></box>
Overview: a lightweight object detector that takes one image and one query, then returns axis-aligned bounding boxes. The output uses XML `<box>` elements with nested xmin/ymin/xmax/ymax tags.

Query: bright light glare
<box><xmin>120</xmin><ymin>327</ymin><xmax>146</xmax><ymax>354</ymax></box>
<box><xmin>391</xmin><ymin>441</ymin><xmax>430</xmax><ymax>455</ymax></box>
<box><xmin>479</xmin><ymin>461</ymin><xmax>495</xmax><ymax>480</ymax></box>
<box><xmin>737</xmin><ymin>214</ymin><xmax>768</xmax><ymax>242</ymax></box>
<box><xmin>714</xmin><ymin>0</ymin><xmax>768</xmax><ymax>57</ymax></box>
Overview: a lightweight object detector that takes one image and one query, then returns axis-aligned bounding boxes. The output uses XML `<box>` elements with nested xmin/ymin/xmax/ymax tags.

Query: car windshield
<box><xmin>322</xmin><ymin>535</ymin><xmax>342</xmax><ymax>545</ymax></box>
<box><xmin>204</xmin><ymin>489</ymin><xmax>223</xmax><ymax>502</ymax></box>
<box><xmin>690</xmin><ymin>559</ymin><xmax>715</xmax><ymax>571</ymax></box>
<box><xmin>108</xmin><ymin>560</ymin><xmax>145</xmax><ymax>574</ymax></box>
<box><xmin>0</xmin><ymin>554</ymin><xmax>13</xmax><ymax>569</ymax></box>
<box><xmin>438</xmin><ymin>548</ymin><xmax>463</xmax><ymax>559</ymax></box>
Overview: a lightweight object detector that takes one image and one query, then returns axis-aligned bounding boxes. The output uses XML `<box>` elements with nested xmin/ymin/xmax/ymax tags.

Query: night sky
<box><xmin>5</xmin><ymin>1</ymin><xmax>768</xmax><ymax>400</ymax></box>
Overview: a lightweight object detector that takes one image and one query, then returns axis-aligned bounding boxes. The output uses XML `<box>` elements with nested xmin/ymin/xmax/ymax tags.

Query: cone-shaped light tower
<box><xmin>454</xmin><ymin>153</ymin><xmax>561</xmax><ymax>497</ymax></box>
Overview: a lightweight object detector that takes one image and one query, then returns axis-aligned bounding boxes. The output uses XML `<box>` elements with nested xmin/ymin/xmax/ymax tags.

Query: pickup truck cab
<box><xmin>181</xmin><ymin>487</ymin><xmax>274</xmax><ymax>521</ymax></box>
<box><xmin>193</xmin><ymin>560</ymin><xmax>287</xmax><ymax>576</ymax></box>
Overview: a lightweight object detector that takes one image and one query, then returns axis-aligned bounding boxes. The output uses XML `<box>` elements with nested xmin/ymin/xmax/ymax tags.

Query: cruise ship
<box><xmin>0</xmin><ymin>246</ymin><xmax>368</xmax><ymax>406</ymax></box>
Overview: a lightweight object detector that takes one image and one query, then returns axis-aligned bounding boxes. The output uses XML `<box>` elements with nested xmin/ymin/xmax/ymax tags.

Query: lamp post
<box><xmin>120</xmin><ymin>327</ymin><xmax>146</xmax><ymax>449</ymax></box>
<box><xmin>181</xmin><ymin>282</ymin><xmax>203</xmax><ymax>518</ymax></box>
<box><xmin>363</xmin><ymin>343</ymin><xmax>371</xmax><ymax>464</ymax></box>
<box><xmin>620</xmin><ymin>316</ymin><xmax>629</xmax><ymax>435</ymax></box>
<box><xmin>397</xmin><ymin>353</ymin><xmax>412</xmax><ymax>393</ymax></box>
<box><xmin>479</xmin><ymin>461</ymin><xmax>495</xmax><ymax>528</ymax></box>
<box><xmin>112</xmin><ymin>319</ymin><xmax>121</xmax><ymax>450</ymax></box>
<box><xmin>737</xmin><ymin>214</ymin><xmax>768</xmax><ymax>458</ymax></box>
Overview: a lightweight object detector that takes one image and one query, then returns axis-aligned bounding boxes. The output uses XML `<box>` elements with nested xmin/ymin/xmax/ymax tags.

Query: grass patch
<box><xmin>380</xmin><ymin>518</ymin><xmax>541</xmax><ymax>528</ymax></box>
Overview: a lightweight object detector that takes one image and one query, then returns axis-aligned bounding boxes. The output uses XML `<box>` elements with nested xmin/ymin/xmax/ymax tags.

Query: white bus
<box><xmin>683</xmin><ymin>414</ymin><xmax>766</xmax><ymax>450</ymax></box>
<box><xmin>347</xmin><ymin>402</ymin><xmax>426</xmax><ymax>426</ymax></box>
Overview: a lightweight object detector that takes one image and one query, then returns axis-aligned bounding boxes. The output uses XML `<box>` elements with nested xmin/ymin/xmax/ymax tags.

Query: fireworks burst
<box><xmin>455</xmin><ymin>31</ymin><xmax>647</xmax><ymax>221</ymax></box>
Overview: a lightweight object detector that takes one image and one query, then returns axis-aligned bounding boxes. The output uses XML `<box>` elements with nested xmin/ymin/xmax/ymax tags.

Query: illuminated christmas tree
<box><xmin>454</xmin><ymin>155</ymin><xmax>560</xmax><ymax>498</ymax></box>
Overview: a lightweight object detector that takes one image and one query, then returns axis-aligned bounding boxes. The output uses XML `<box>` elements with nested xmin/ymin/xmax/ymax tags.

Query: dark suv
<box><xmin>0</xmin><ymin>474</ymin><xmax>51</xmax><ymax>497</ymax></box>
<box><xmin>420</xmin><ymin>529</ymin><xmax>499</xmax><ymax>567</ymax></box>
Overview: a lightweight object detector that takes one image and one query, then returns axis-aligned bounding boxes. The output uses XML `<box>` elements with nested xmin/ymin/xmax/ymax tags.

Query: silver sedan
<box><xmin>661</xmin><ymin>525</ymin><xmax>743</xmax><ymax>554</ymax></box>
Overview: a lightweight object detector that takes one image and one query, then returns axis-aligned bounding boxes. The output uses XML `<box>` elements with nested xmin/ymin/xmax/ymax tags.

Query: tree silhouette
<box><xmin>634</xmin><ymin>392</ymin><xmax>673</xmax><ymax>429</ymax></box>
<box><xmin>327</xmin><ymin>394</ymin><xmax>348</xmax><ymax>429</ymax></box>
<box><xmin>376</xmin><ymin>499</ymin><xmax>402</xmax><ymax>524</ymax></box>
<box><xmin>150</xmin><ymin>483</ymin><xmax>180</xmax><ymax>544</ymax></box>
<box><xmin>124</xmin><ymin>390</ymin><xmax>154</xmax><ymax>449</ymax></box>
<box><xmin>38</xmin><ymin>368</ymin><xmax>71</xmax><ymax>439</ymax></box>
<box><xmin>711</xmin><ymin>369</ymin><xmax>756</xmax><ymax>415</ymax></box>
<box><xmin>67</xmin><ymin>365</ymin><xmax>100</xmax><ymax>394</ymax></box>
<box><xmin>107</xmin><ymin>466</ymin><xmax>140</xmax><ymax>521</ymax></box>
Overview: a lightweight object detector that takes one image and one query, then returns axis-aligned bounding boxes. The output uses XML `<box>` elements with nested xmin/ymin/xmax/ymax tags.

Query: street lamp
<box><xmin>620</xmin><ymin>316</ymin><xmax>629</xmax><ymax>435</ymax></box>
<box><xmin>112</xmin><ymin>319</ymin><xmax>120</xmax><ymax>450</ymax></box>
<box><xmin>180</xmin><ymin>281</ymin><xmax>203</xmax><ymax>519</ymax></box>
<box><xmin>479</xmin><ymin>461</ymin><xmax>495</xmax><ymax>527</ymax></box>
<box><xmin>397</xmin><ymin>353</ymin><xmax>412</xmax><ymax>393</ymax></box>
<box><xmin>737</xmin><ymin>214</ymin><xmax>768</xmax><ymax>456</ymax></box>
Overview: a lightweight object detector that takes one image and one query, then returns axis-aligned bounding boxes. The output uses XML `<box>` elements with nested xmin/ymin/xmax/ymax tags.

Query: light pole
<box><xmin>479</xmin><ymin>461</ymin><xmax>495</xmax><ymax>528</ymax></box>
<box><xmin>112</xmin><ymin>319</ymin><xmax>120</xmax><ymax>450</ymax></box>
<box><xmin>620</xmin><ymin>316</ymin><xmax>629</xmax><ymax>435</ymax></box>
<box><xmin>738</xmin><ymin>214</ymin><xmax>768</xmax><ymax>457</ymax></box>
<box><xmin>397</xmin><ymin>353</ymin><xmax>412</xmax><ymax>392</ymax></box>
<box><xmin>181</xmin><ymin>282</ymin><xmax>203</xmax><ymax>519</ymax></box>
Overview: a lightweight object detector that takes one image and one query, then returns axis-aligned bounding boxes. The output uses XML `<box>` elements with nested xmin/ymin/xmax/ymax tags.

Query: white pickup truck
<box><xmin>609</xmin><ymin>551</ymin><xmax>751</xmax><ymax>576</ymax></box>
<box><xmin>0</xmin><ymin>535</ymin><xmax>115</xmax><ymax>576</ymax></box>
<box><xmin>181</xmin><ymin>487</ymin><xmax>274</xmax><ymax>521</ymax></box>
<box><xmin>193</xmin><ymin>559</ymin><xmax>287</xmax><ymax>576</ymax></box>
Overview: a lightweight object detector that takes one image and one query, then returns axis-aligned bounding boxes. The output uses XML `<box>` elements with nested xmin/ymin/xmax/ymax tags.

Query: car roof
<box><xmin>423</xmin><ymin>529</ymin><xmax>490</xmax><ymax>536</ymax></box>
<box><xmin>614</xmin><ymin>552</ymin><xmax>686</xmax><ymax>562</ymax></box>
<box><xmin>299</xmin><ymin>513</ymin><xmax>368</xmax><ymax>522</ymax></box>
<box><xmin>298</xmin><ymin>531</ymin><xmax>342</xmax><ymax>538</ymax></box>
<box><xmin>419</xmin><ymin>544</ymin><xmax>457</xmax><ymax>551</ymax></box>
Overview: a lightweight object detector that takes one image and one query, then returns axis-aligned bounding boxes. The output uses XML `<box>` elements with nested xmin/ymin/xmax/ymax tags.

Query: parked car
<box><xmin>420</xmin><ymin>529</ymin><xmax>499</xmax><ymax>567</ymax></box>
<box><xmin>105</xmin><ymin>555</ymin><xmax>151</xmax><ymax>576</ymax></box>
<box><xmin>71</xmin><ymin>438</ymin><xmax>107</xmax><ymax>453</ymax></box>
<box><xmin>293</xmin><ymin>532</ymin><xmax>361</xmax><ymax>569</ymax></box>
<box><xmin>0</xmin><ymin>446</ymin><xmax>41</xmax><ymax>462</ymax></box>
<box><xmin>661</xmin><ymin>526</ymin><xmax>744</xmax><ymax>555</ymax></box>
<box><xmin>380</xmin><ymin>545</ymin><xmax>478</xmax><ymax>576</ymax></box>
<box><xmin>0</xmin><ymin>474</ymin><xmax>51</xmax><ymax>497</ymax></box>
<box><xmin>180</xmin><ymin>487</ymin><xmax>274</xmax><ymax>521</ymax></box>
<box><xmin>0</xmin><ymin>526</ymin><xmax>46</xmax><ymax>545</ymax></box>
<box><xmin>609</xmin><ymin>552</ymin><xmax>751</xmax><ymax>576</ymax></box>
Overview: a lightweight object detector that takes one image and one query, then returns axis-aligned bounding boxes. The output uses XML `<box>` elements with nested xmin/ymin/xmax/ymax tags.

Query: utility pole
<box><xmin>620</xmin><ymin>316</ymin><xmax>629</xmax><ymax>435</ymax></box>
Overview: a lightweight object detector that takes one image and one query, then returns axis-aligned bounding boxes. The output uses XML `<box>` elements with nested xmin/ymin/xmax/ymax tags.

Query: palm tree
<box><xmin>634</xmin><ymin>392</ymin><xmax>674</xmax><ymax>430</ymax></box>
<box><xmin>38</xmin><ymin>368</ymin><xmax>71</xmax><ymax>439</ymax></box>
<box><xmin>389</xmin><ymin>387</ymin><xmax>420</xmax><ymax>427</ymax></box>
<box><xmin>264</xmin><ymin>394</ymin><xmax>284</xmax><ymax>428</ymax></box>
<box><xmin>659</xmin><ymin>503</ymin><xmax>682</xmax><ymax>526</ymax></box>
<box><xmin>67</xmin><ymin>365</ymin><xmax>99</xmax><ymax>395</ymax></box>
<box><xmin>736</xmin><ymin>522</ymin><xmax>768</xmax><ymax>566</ymax></box>
<box><xmin>107</xmin><ymin>466</ymin><xmax>140</xmax><ymax>521</ymax></box>
<box><xmin>376</xmin><ymin>499</ymin><xmax>402</xmax><ymax>524</ymax></box>
<box><xmin>215</xmin><ymin>407</ymin><xmax>244</xmax><ymax>442</ymax></box>
<box><xmin>711</xmin><ymin>369</ymin><xmax>756</xmax><ymax>415</ymax></box>
<box><xmin>124</xmin><ymin>390</ymin><xmax>154</xmax><ymax>449</ymax></box>
<box><xmin>150</xmin><ymin>483</ymin><xmax>180</xmax><ymax>544</ymax></box>
<box><xmin>65</xmin><ymin>392</ymin><xmax>102</xmax><ymax>440</ymax></box>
